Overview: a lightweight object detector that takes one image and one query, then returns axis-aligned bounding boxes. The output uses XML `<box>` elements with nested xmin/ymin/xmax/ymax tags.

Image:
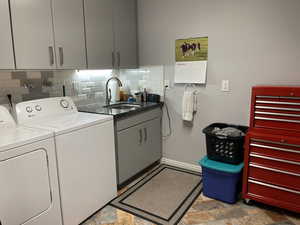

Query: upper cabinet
<box><xmin>113</xmin><ymin>0</ymin><xmax>138</xmax><ymax>69</ymax></box>
<box><xmin>10</xmin><ymin>0</ymin><xmax>55</xmax><ymax>70</ymax></box>
<box><xmin>84</xmin><ymin>0</ymin><xmax>114</xmax><ymax>69</ymax></box>
<box><xmin>52</xmin><ymin>0</ymin><xmax>86</xmax><ymax>69</ymax></box>
<box><xmin>84</xmin><ymin>0</ymin><xmax>138</xmax><ymax>69</ymax></box>
<box><xmin>10</xmin><ymin>0</ymin><xmax>86</xmax><ymax>70</ymax></box>
<box><xmin>0</xmin><ymin>0</ymin><xmax>15</xmax><ymax>69</ymax></box>
<box><xmin>4</xmin><ymin>0</ymin><xmax>137</xmax><ymax>70</ymax></box>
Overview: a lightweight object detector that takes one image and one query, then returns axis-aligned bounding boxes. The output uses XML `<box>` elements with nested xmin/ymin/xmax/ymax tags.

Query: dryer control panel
<box><xmin>16</xmin><ymin>97</ymin><xmax>77</xmax><ymax>124</ymax></box>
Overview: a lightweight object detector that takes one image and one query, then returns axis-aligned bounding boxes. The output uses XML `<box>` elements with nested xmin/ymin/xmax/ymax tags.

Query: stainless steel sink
<box><xmin>104</xmin><ymin>103</ymin><xmax>142</xmax><ymax>110</ymax></box>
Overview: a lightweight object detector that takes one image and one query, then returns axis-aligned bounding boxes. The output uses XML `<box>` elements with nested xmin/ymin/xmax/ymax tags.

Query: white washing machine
<box><xmin>15</xmin><ymin>97</ymin><xmax>117</xmax><ymax>225</ymax></box>
<box><xmin>0</xmin><ymin>106</ymin><xmax>62</xmax><ymax>225</ymax></box>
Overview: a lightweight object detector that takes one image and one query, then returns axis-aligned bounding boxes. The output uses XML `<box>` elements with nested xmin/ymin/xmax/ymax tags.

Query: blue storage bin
<box><xmin>199</xmin><ymin>156</ymin><xmax>244</xmax><ymax>204</ymax></box>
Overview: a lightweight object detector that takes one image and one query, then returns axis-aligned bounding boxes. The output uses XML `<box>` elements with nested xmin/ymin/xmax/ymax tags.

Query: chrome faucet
<box><xmin>105</xmin><ymin>77</ymin><xmax>123</xmax><ymax>105</ymax></box>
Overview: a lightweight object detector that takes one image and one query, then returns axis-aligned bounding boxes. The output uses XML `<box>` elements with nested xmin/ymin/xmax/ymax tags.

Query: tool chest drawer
<box><xmin>249</xmin><ymin>154</ymin><xmax>300</xmax><ymax>175</ymax></box>
<box><xmin>247</xmin><ymin>179</ymin><xmax>300</xmax><ymax>212</ymax></box>
<box><xmin>248</xmin><ymin>136</ymin><xmax>300</xmax><ymax>163</ymax></box>
<box><xmin>250</xmin><ymin>86</ymin><xmax>300</xmax><ymax>132</ymax></box>
<box><xmin>248</xmin><ymin>156</ymin><xmax>300</xmax><ymax>191</ymax></box>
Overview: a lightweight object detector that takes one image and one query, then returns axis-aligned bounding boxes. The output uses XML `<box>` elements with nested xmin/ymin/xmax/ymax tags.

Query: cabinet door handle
<box><xmin>139</xmin><ymin>129</ymin><xmax>143</xmax><ymax>145</ymax></box>
<box><xmin>112</xmin><ymin>52</ymin><xmax>115</xmax><ymax>68</ymax></box>
<box><xmin>144</xmin><ymin>128</ymin><xmax>147</xmax><ymax>143</ymax></box>
<box><xmin>117</xmin><ymin>51</ymin><xmax>120</xmax><ymax>69</ymax></box>
<box><xmin>48</xmin><ymin>46</ymin><xmax>54</xmax><ymax>66</ymax></box>
<box><xmin>59</xmin><ymin>47</ymin><xmax>64</xmax><ymax>66</ymax></box>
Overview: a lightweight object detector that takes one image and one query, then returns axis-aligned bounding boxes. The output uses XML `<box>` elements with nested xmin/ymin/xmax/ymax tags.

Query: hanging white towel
<box><xmin>182</xmin><ymin>91</ymin><xmax>194</xmax><ymax>122</ymax></box>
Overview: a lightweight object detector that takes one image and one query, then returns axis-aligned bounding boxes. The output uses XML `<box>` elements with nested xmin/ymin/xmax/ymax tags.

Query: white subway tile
<box><xmin>27</xmin><ymin>72</ymin><xmax>42</xmax><ymax>79</ymax></box>
<box><xmin>0</xmin><ymin>72</ymin><xmax>12</xmax><ymax>80</ymax></box>
<box><xmin>0</xmin><ymin>80</ymin><xmax>21</xmax><ymax>88</ymax></box>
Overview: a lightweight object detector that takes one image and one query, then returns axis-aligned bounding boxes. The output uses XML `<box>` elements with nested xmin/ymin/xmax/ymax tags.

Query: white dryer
<box><xmin>15</xmin><ymin>97</ymin><xmax>117</xmax><ymax>225</ymax></box>
<box><xmin>0</xmin><ymin>106</ymin><xmax>62</xmax><ymax>225</ymax></box>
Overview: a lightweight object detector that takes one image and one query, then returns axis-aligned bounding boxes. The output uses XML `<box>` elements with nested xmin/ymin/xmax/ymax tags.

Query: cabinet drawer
<box><xmin>247</xmin><ymin>179</ymin><xmax>300</xmax><ymax>209</ymax></box>
<box><xmin>249</xmin><ymin>138</ymin><xmax>300</xmax><ymax>163</ymax></box>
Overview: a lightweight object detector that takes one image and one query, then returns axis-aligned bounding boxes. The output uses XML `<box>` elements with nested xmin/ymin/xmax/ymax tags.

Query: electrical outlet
<box><xmin>221</xmin><ymin>80</ymin><xmax>230</xmax><ymax>92</ymax></box>
<box><xmin>164</xmin><ymin>80</ymin><xmax>170</xmax><ymax>88</ymax></box>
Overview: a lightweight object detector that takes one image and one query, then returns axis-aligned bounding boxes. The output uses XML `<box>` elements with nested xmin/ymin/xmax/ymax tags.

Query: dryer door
<box><xmin>0</xmin><ymin>150</ymin><xmax>51</xmax><ymax>225</ymax></box>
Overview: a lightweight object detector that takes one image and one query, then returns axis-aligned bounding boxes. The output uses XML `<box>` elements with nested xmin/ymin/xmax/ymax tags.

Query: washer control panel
<box><xmin>35</xmin><ymin>105</ymin><xmax>42</xmax><ymax>111</ymax></box>
<box><xmin>26</xmin><ymin>106</ymin><xmax>33</xmax><ymax>113</ymax></box>
<box><xmin>16</xmin><ymin>97</ymin><xmax>77</xmax><ymax>124</ymax></box>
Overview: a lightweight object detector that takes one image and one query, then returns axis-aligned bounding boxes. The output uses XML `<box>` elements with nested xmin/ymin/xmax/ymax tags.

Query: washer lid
<box><xmin>24</xmin><ymin>112</ymin><xmax>113</xmax><ymax>135</ymax></box>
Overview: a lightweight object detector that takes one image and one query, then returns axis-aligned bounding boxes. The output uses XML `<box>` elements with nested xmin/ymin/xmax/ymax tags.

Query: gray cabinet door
<box><xmin>52</xmin><ymin>0</ymin><xmax>86</xmax><ymax>69</ymax></box>
<box><xmin>143</xmin><ymin>117</ymin><xmax>162</xmax><ymax>166</ymax></box>
<box><xmin>84</xmin><ymin>0</ymin><xmax>114</xmax><ymax>69</ymax></box>
<box><xmin>10</xmin><ymin>0</ymin><xmax>56</xmax><ymax>69</ymax></box>
<box><xmin>117</xmin><ymin>123</ymin><xmax>145</xmax><ymax>184</ymax></box>
<box><xmin>113</xmin><ymin>0</ymin><xmax>138</xmax><ymax>69</ymax></box>
<box><xmin>0</xmin><ymin>0</ymin><xmax>15</xmax><ymax>69</ymax></box>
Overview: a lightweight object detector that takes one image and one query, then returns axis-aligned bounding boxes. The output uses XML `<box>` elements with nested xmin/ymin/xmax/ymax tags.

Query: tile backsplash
<box><xmin>0</xmin><ymin>66</ymin><xmax>164</xmax><ymax>108</ymax></box>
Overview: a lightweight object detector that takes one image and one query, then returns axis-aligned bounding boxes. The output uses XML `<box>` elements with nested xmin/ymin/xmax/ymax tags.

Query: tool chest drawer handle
<box><xmin>249</xmin><ymin>163</ymin><xmax>300</xmax><ymax>177</ymax></box>
<box><xmin>251</xmin><ymin>138</ymin><xmax>300</xmax><ymax>147</ymax></box>
<box><xmin>256</xmin><ymin>96</ymin><xmax>300</xmax><ymax>100</ymax></box>
<box><xmin>248</xmin><ymin>179</ymin><xmax>300</xmax><ymax>195</ymax></box>
<box><xmin>250</xmin><ymin>143</ymin><xmax>300</xmax><ymax>154</ymax></box>
<box><xmin>255</xmin><ymin>106</ymin><xmax>300</xmax><ymax>112</ymax></box>
<box><xmin>255</xmin><ymin>116</ymin><xmax>300</xmax><ymax>124</ymax></box>
<box><xmin>250</xmin><ymin>153</ymin><xmax>300</xmax><ymax>166</ymax></box>
<box><xmin>256</xmin><ymin>100</ymin><xmax>300</xmax><ymax>106</ymax></box>
<box><xmin>255</xmin><ymin>111</ymin><xmax>300</xmax><ymax>118</ymax></box>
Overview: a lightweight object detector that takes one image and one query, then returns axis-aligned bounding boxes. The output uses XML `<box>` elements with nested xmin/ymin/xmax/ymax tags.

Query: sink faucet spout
<box><xmin>105</xmin><ymin>77</ymin><xmax>123</xmax><ymax>105</ymax></box>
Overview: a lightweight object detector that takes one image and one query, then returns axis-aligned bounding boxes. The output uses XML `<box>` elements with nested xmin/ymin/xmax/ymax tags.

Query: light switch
<box><xmin>221</xmin><ymin>80</ymin><xmax>230</xmax><ymax>92</ymax></box>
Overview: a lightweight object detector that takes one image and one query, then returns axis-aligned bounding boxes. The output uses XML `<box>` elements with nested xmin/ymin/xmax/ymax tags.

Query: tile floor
<box><xmin>83</xmin><ymin>193</ymin><xmax>300</xmax><ymax>225</ymax></box>
<box><xmin>82</xmin><ymin>164</ymin><xmax>300</xmax><ymax>225</ymax></box>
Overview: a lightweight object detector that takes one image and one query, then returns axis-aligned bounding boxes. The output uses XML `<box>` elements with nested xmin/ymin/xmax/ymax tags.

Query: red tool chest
<box><xmin>243</xmin><ymin>86</ymin><xmax>300</xmax><ymax>213</ymax></box>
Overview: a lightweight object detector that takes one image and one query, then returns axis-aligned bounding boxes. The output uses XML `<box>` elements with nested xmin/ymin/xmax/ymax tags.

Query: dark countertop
<box><xmin>77</xmin><ymin>101</ymin><xmax>163</xmax><ymax>119</ymax></box>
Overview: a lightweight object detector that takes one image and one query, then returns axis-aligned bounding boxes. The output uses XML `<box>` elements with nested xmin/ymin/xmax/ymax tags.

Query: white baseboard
<box><xmin>161</xmin><ymin>157</ymin><xmax>202</xmax><ymax>173</ymax></box>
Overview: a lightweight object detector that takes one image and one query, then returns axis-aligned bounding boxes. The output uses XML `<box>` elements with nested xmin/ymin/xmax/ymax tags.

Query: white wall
<box><xmin>137</xmin><ymin>0</ymin><xmax>300</xmax><ymax>165</ymax></box>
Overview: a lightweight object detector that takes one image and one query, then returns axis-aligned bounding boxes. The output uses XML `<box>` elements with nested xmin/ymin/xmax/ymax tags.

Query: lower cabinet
<box><xmin>117</xmin><ymin>113</ymin><xmax>162</xmax><ymax>185</ymax></box>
